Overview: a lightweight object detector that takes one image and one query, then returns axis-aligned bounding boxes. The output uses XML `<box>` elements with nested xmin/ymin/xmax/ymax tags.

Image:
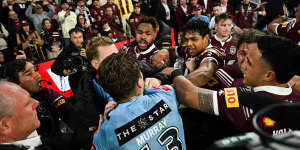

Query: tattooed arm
<box><xmin>173</xmin><ymin>76</ymin><xmax>217</xmax><ymax>115</ymax></box>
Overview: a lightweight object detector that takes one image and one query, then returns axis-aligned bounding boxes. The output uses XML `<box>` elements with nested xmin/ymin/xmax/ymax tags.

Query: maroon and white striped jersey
<box><xmin>214</xmin><ymin>63</ymin><xmax>244</xmax><ymax>88</ymax></box>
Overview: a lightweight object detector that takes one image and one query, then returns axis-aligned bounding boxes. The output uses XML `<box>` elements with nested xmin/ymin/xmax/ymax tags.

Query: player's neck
<box><xmin>216</xmin><ymin>34</ymin><xmax>230</xmax><ymax>42</ymax></box>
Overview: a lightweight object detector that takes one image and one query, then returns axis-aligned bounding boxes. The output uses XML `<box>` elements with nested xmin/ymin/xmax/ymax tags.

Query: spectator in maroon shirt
<box><xmin>102</xmin><ymin>0</ymin><xmax>121</xmax><ymax>20</ymax></box>
<box><xmin>129</xmin><ymin>3</ymin><xmax>143</xmax><ymax>36</ymax></box>
<box><xmin>176</xmin><ymin>0</ymin><xmax>192</xmax><ymax>32</ymax></box>
<box><xmin>234</xmin><ymin>0</ymin><xmax>265</xmax><ymax>29</ymax></box>
<box><xmin>102</xmin><ymin>6</ymin><xmax>123</xmax><ymax>34</ymax></box>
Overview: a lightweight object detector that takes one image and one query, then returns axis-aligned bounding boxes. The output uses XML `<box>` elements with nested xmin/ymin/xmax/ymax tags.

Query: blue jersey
<box><xmin>93</xmin><ymin>85</ymin><xmax>186</xmax><ymax>150</ymax></box>
<box><xmin>188</xmin><ymin>15</ymin><xmax>210</xmax><ymax>24</ymax></box>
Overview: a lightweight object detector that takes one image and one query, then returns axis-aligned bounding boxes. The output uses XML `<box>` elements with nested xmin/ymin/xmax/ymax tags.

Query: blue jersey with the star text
<box><xmin>92</xmin><ymin>85</ymin><xmax>186</xmax><ymax>150</ymax></box>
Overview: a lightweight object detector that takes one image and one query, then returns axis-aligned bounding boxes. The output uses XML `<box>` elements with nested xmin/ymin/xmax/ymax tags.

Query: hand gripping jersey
<box><xmin>275</xmin><ymin>19</ymin><xmax>300</xmax><ymax>43</ymax></box>
<box><xmin>93</xmin><ymin>85</ymin><xmax>186</xmax><ymax>150</ymax></box>
<box><xmin>194</xmin><ymin>47</ymin><xmax>225</xmax><ymax>90</ymax></box>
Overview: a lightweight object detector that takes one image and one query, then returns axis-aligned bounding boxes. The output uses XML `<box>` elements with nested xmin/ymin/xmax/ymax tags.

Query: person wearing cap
<box><xmin>25</xmin><ymin>0</ymin><xmax>55</xmax><ymax>33</ymax></box>
<box><xmin>16</xmin><ymin>20</ymin><xmax>45</xmax><ymax>63</ymax></box>
<box><xmin>129</xmin><ymin>3</ymin><xmax>143</xmax><ymax>36</ymax></box>
<box><xmin>58</xmin><ymin>0</ymin><xmax>77</xmax><ymax>47</ymax></box>
<box><xmin>188</xmin><ymin>4</ymin><xmax>210</xmax><ymax>24</ymax></box>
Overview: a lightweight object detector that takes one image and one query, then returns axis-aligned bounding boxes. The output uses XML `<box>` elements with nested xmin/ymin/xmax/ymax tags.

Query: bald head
<box><xmin>0</xmin><ymin>80</ymin><xmax>40</xmax><ymax>142</ymax></box>
<box><xmin>0</xmin><ymin>81</ymin><xmax>17</xmax><ymax>120</ymax></box>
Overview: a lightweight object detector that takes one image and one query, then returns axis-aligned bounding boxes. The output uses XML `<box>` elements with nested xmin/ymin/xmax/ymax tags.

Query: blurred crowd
<box><xmin>1</xmin><ymin>0</ymin><xmax>300</xmax><ymax>149</ymax></box>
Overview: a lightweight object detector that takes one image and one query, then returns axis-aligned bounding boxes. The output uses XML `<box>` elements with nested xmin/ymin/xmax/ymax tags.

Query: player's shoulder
<box><xmin>200</xmin><ymin>46</ymin><xmax>224</xmax><ymax>57</ymax></box>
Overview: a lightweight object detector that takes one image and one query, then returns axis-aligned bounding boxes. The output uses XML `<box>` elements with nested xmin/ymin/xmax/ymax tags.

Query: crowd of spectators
<box><xmin>1</xmin><ymin>0</ymin><xmax>300</xmax><ymax>149</ymax></box>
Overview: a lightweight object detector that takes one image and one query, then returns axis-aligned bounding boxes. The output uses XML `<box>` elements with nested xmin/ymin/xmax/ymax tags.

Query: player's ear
<box><xmin>0</xmin><ymin>117</ymin><xmax>12</xmax><ymax>136</ymax></box>
<box><xmin>137</xmin><ymin>72</ymin><xmax>144</xmax><ymax>88</ymax></box>
<box><xmin>264</xmin><ymin>70</ymin><xmax>276</xmax><ymax>82</ymax></box>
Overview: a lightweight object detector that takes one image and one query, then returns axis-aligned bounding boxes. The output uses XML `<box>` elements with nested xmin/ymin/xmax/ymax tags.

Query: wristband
<box><xmin>170</xmin><ymin>69</ymin><xmax>184</xmax><ymax>81</ymax></box>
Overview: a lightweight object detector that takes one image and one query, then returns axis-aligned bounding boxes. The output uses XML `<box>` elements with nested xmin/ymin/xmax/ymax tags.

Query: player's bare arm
<box><xmin>173</xmin><ymin>76</ymin><xmax>215</xmax><ymax>115</ymax></box>
<box><xmin>186</xmin><ymin>58</ymin><xmax>218</xmax><ymax>87</ymax></box>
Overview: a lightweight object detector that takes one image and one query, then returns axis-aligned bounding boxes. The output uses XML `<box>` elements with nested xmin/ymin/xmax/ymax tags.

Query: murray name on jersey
<box><xmin>114</xmin><ymin>100</ymin><xmax>171</xmax><ymax>146</ymax></box>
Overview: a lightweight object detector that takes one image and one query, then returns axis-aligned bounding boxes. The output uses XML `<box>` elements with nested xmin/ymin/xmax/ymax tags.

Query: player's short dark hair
<box><xmin>256</xmin><ymin>36</ymin><xmax>300</xmax><ymax>83</ymax></box>
<box><xmin>97</xmin><ymin>52</ymin><xmax>140</xmax><ymax>102</ymax></box>
<box><xmin>182</xmin><ymin>20</ymin><xmax>209</xmax><ymax>38</ymax></box>
<box><xmin>237</xmin><ymin>29</ymin><xmax>265</xmax><ymax>48</ymax></box>
<box><xmin>69</xmin><ymin>27</ymin><xmax>84</xmax><ymax>37</ymax></box>
<box><xmin>212</xmin><ymin>2</ymin><xmax>221</xmax><ymax>8</ymax></box>
<box><xmin>215</xmin><ymin>13</ymin><xmax>233</xmax><ymax>24</ymax></box>
<box><xmin>0</xmin><ymin>59</ymin><xmax>26</xmax><ymax>84</ymax></box>
<box><xmin>139</xmin><ymin>16</ymin><xmax>158</xmax><ymax>31</ymax></box>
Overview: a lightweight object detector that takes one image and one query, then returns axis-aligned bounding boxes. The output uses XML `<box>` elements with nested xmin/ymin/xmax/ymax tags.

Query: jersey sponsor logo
<box><xmin>115</xmin><ymin>100</ymin><xmax>171</xmax><ymax>146</ymax></box>
<box><xmin>224</xmin><ymin>88</ymin><xmax>239</xmax><ymax>108</ymax></box>
<box><xmin>273</xmin><ymin>128</ymin><xmax>292</xmax><ymax>136</ymax></box>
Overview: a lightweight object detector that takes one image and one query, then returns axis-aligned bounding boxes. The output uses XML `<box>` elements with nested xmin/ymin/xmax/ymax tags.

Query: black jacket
<box><xmin>51</xmin><ymin>43</ymin><xmax>88</xmax><ymax>76</ymax></box>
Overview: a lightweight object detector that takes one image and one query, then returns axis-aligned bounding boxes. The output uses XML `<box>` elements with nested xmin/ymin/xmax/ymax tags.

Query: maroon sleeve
<box><xmin>197</xmin><ymin>48</ymin><xmax>224</xmax><ymax>68</ymax></box>
<box><xmin>217</xmin><ymin>87</ymin><xmax>254</xmax><ymax>132</ymax></box>
<box><xmin>276</xmin><ymin>21</ymin><xmax>291</xmax><ymax>36</ymax></box>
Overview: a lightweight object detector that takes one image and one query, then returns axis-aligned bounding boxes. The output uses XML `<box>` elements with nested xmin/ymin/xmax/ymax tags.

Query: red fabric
<box><xmin>37</xmin><ymin>60</ymin><xmax>74</xmax><ymax>98</ymax></box>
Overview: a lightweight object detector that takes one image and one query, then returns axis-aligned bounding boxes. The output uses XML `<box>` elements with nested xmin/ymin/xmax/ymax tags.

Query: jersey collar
<box><xmin>253</xmin><ymin>86</ymin><xmax>292</xmax><ymax>96</ymax></box>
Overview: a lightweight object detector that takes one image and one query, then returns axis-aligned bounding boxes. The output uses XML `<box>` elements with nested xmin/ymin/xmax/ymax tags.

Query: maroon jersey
<box><xmin>234</xmin><ymin>3</ymin><xmax>256</xmax><ymax>28</ymax></box>
<box><xmin>125</xmin><ymin>43</ymin><xmax>160</xmax><ymax>64</ymax></box>
<box><xmin>275</xmin><ymin>19</ymin><xmax>300</xmax><ymax>42</ymax></box>
<box><xmin>102</xmin><ymin>3</ymin><xmax>121</xmax><ymax>20</ymax></box>
<box><xmin>129</xmin><ymin>12</ymin><xmax>143</xmax><ymax>34</ymax></box>
<box><xmin>198</xmin><ymin>0</ymin><xmax>213</xmax><ymax>15</ymax></box>
<box><xmin>210</xmin><ymin>35</ymin><xmax>237</xmax><ymax>65</ymax></box>
<box><xmin>176</xmin><ymin>5</ymin><xmax>192</xmax><ymax>31</ymax></box>
<box><xmin>214</xmin><ymin>63</ymin><xmax>243</xmax><ymax>88</ymax></box>
<box><xmin>214</xmin><ymin>86</ymin><xmax>300</xmax><ymax>134</ymax></box>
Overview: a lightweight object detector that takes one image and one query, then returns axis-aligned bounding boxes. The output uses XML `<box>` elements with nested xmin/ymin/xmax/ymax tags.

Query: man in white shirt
<box><xmin>58</xmin><ymin>0</ymin><xmax>77</xmax><ymax>47</ymax></box>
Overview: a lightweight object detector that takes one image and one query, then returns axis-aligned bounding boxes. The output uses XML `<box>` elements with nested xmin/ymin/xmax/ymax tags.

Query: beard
<box><xmin>137</xmin><ymin>39</ymin><xmax>153</xmax><ymax>51</ymax></box>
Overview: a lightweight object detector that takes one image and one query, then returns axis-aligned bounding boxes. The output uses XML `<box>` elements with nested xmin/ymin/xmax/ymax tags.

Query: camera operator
<box><xmin>51</xmin><ymin>27</ymin><xmax>88</xmax><ymax>76</ymax></box>
<box><xmin>51</xmin><ymin>34</ymin><xmax>117</xmax><ymax>149</ymax></box>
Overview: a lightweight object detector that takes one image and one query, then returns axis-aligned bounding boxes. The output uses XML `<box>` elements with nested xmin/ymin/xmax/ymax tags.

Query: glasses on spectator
<box><xmin>36</xmin><ymin>7</ymin><xmax>42</xmax><ymax>9</ymax></box>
